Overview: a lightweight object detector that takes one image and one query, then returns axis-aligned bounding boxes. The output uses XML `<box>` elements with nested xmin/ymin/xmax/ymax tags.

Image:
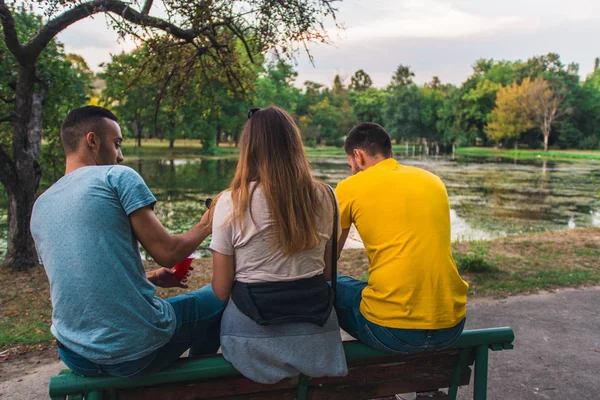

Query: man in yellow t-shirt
<box><xmin>334</xmin><ymin>122</ymin><xmax>469</xmax><ymax>353</ymax></box>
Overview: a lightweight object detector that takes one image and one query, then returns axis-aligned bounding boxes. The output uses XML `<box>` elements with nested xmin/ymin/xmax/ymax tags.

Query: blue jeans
<box><xmin>58</xmin><ymin>285</ymin><xmax>227</xmax><ymax>377</ymax></box>
<box><xmin>334</xmin><ymin>275</ymin><xmax>465</xmax><ymax>353</ymax></box>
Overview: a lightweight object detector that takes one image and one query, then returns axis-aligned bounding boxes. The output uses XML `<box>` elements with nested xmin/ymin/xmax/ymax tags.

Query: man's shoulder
<box><xmin>104</xmin><ymin>165</ymin><xmax>146</xmax><ymax>188</ymax></box>
<box><xmin>404</xmin><ymin>165</ymin><xmax>445</xmax><ymax>186</ymax></box>
<box><xmin>104</xmin><ymin>165</ymin><xmax>139</xmax><ymax>179</ymax></box>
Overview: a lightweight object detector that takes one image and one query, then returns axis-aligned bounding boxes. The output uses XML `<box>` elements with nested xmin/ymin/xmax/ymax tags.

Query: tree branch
<box><xmin>25</xmin><ymin>0</ymin><xmax>197</xmax><ymax>60</ymax></box>
<box><xmin>142</xmin><ymin>0</ymin><xmax>154</xmax><ymax>16</ymax></box>
<box><xmin>0</xmin><ymin>1</ymin><xmax>23</xmax><ymax>61</ymax></box>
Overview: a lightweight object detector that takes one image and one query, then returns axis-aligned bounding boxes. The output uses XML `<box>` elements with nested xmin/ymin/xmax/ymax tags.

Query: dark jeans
<box><xmin>58</xmin><ymin>285</ymin><xmax>227</xmax><ymax>377</ymax></box>
<box><xmin>334</xmin><ymin>275</ymin><xmax>465</xmax><ymax>353</ymax></box>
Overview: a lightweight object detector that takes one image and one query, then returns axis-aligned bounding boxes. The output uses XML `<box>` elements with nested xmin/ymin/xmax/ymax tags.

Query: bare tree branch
<box><xmin>142</xmin><ymin>0</ymin><xmax>154</xmax><ymax>16</ymax></box>
<box><xmin>0</xmin><ymin>1</ymin><xmax>23</xmax><ymax>61</ymax></box>
<box><xmin>25</xmin><ymin>0</ymin><xmax>198</xmax><ymax>60</ymax></box>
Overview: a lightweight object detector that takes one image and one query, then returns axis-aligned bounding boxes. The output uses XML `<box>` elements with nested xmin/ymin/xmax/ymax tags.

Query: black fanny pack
<box><xmin>230</xmin><ymin>274</ymin><xmax>333</xmax><ymax>327</ymax></box>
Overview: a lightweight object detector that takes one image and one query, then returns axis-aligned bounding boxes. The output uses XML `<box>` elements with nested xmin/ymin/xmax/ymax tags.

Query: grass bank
<box><xmin>1</xmin><ymin>228</ymin><xmax>599</xmax><ymax>352</ymax></box>
<box><xmin>456</xmin><ymin>147</ymin><xmax>600</xmax><ymax>162</ymax></box>
<box><xmin>120</xmin><ymin>139</ymin><xmax>414</xmax><ymax>160</ymax></box>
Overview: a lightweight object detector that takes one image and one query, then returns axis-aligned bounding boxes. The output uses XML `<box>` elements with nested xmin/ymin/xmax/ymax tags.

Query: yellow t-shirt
<box><xmin>335</xmin><ymin>158</ymin><xmax>468</xmax><ymax>329</ymax></box>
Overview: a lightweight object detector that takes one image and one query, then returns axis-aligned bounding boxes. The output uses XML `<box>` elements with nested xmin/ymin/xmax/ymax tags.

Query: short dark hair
<box><xmin>60</xmin><ymin>106</ymin><xmax>118</xmax><ymax>154</ymax></box>
<box><xmin>344</xmin><ymin>122</ymin><xmax>392</xmax><ymax>158</ymax></box>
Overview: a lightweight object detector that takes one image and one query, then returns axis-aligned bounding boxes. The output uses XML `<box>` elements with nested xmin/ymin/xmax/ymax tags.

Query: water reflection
<box><xmin>122</xmin><ymin>154</ymin><xmax>599</xmax><ymax>241</ymax></box>
<box><xmin>0</xmin><ymin>155</ymin><xmax>598</xmax><ymax>257</ymax></box>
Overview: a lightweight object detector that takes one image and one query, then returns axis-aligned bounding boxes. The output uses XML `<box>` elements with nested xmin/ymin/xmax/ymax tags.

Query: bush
<box><xmin>334</xmin><ymin>136</ymin><xmax>346</xmax><ymax>148</ymax></box>
<box><xmin>454</xmin><ymin>242</ymin><xmax>499</xmax><ymax>273</ymax></box>
<box><xmin>303</xmin><ymin>138</ymin><xmax>317</xmax><ymax>148</ymax></box>
<box><xmin>580</xmin><ymin>135</ymin><xmax>600</xmax><ymax>150</ymax></box>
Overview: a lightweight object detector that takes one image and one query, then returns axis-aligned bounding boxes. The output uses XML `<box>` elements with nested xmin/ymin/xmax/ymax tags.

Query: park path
<box><xmin>1</xmin><ymin>286</ymin><xmax>599</xmax><ymax>399</ymax></box>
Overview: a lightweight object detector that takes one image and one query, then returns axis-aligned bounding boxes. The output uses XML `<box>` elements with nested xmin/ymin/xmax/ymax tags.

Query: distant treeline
<box><xmin>99</xmin><ymin>49</ymin><xmax>600</xmax><ymax>152</ymax></box>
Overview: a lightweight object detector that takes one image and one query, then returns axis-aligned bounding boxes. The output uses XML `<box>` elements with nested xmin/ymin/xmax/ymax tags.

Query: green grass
<box><xmin>119</xmin><ymin>139</ymin><xmax>415</xmax><ymax>160</ymax></box>
<box><xmin>467</xmin><ymin>269</ymin><xmax>600</xmax><ymax>296</ymax></box>
<box><xmin>3</xmin><ymin>228</ymin><xmax>600</xmax><ymax>351</ymax></box>
<box><xmin>454</xmin><ymin>242</ymin><xmax>499</xmax><ymax>273</ymax></box>
<box><xmin>456</xmin><ymin>147</ymin><xmax>600</xmax><ymax>161</ymax></box>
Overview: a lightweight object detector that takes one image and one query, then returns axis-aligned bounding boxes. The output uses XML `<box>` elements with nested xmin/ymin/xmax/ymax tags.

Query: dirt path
<box><xmin>1</xmin><ymin>286</ymin><xmax>599</xmax><ymax>399</ymax></box>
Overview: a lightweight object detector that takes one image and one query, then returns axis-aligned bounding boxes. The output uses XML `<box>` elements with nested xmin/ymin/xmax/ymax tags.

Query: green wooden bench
<box><xmin>49</xmin><ymin>327</ymin><xmax>514</xmax><ymax>400</ymax></box>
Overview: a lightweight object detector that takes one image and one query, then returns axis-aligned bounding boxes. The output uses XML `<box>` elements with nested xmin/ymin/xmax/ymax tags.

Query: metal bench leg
<box><xmin>448</xmin><ymin>348</ymin><xmax>469</xmax><ymax>400</ymax></box>
<box><xmin>473</xmin><ymin>345</ymin><xmax>489</xmax><ymax>400</ymax></box>
<box><xmin>87</xmin><ymin>391</ymin><xmax>104</xmax><ymax>400</ymax></box>
<box><xmin>296</xmin><ymin>374</ymin><xmax>310</xmax><ymax>400</ymax></box>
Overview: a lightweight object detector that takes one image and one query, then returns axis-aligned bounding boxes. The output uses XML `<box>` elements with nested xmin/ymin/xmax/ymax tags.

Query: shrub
<box><xmin>454</xmin><ymin>242</ymin><xmax>499</xmax><ymax>273</ymax></box>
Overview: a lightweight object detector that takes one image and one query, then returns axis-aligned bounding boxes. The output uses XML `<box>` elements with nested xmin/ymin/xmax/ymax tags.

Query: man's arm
<box><xmin>130</xmin><ymin>206</ymin><xmax>212</xmax><ymax>268</ymax></box>
<box><xmin>338</xmin><ymin>228</ymin><xmax>350</xmax><ymax>258</ymax></box>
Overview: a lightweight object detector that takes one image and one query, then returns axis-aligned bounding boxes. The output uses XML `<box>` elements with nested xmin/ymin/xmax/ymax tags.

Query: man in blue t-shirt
<box><xmin>30</xmin><ymin>106</ymin><xmax>226</xmax><ymax>377</ymax></box>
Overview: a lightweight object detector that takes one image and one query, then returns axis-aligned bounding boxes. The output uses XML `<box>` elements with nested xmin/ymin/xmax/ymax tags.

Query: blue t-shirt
<box><xmin>30</xmin><ymin>165</ymin><xmax>176</xmax><ymax>364</ymax></box>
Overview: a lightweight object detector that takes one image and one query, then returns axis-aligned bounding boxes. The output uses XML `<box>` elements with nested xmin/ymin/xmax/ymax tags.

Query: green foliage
<box><xmin>95</xmin><ymin>50</ymin><xmax>600</xmax><ymax>152</ymax></box>
<box><xmin>454</xmin><ymin>242</ymin><xmax>499</xmax><ymax>273</ymax></box>
<box><xmin>100</xmin><ymin>38</ymin><xmax>256</xmax><ymax>149</ymax></box>
<box><xmin>0</xmin><ymin>7</ymin><xmax>92</xmax><ymax>185</ymax></box>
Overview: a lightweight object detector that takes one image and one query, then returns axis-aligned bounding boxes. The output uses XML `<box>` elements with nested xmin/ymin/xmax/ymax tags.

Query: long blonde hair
<box><xmin>229</xmin><ymin>106</ymin><xmax>328</xmax><ymax>255</ymax></box>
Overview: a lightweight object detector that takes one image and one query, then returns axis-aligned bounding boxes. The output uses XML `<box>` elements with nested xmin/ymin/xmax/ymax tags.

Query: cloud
<box><xmin>294</xmin><ymin>17</ymin><xmax>600</xmax><ymax>88</ymax></box>
<box><xmin>56</xmin><ymin>14</ymin><xmax>136</xmax><ymax>71</ymax></box>
<box><xmin>331</xmin><ymin>0</ymin><xmax>536</xmax><ymax>41</ymax></box>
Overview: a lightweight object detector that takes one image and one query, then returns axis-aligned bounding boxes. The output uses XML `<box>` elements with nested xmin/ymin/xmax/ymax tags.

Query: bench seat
<box><xmin>49</xmin><ymin>327</ymin><xmax>514</xmax><ymax>400</ymax></box>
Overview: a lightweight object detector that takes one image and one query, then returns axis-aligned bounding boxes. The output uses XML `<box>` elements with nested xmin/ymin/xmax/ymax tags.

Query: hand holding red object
<box><xmin>172</xmin><ymin>256</ymin><xmax>194</xmax><ymax>280</ymax></box>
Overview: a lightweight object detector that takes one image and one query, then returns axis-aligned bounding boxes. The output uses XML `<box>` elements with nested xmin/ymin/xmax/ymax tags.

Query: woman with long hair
<box><xmin>209</xmin><ymin>106</ymin><xmax>347</xmax><ymax>383</ymax></box>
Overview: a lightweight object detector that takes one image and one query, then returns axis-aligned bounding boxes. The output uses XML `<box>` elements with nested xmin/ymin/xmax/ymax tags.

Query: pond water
<box><xmin>126</xmin><ymin>154</ymin><xmax>600</xmax><ymax>244</ymax></box>
<box><xmin>0</xmin><ymin>154</ymin><xmax>599</xmax><ymax>256</ymax></box>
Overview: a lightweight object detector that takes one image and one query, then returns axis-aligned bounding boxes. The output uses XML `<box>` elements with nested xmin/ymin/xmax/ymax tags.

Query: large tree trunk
<box><xmin>169</xmin><ymin>137</ymin><xmax>175</xmax><ymax>149</ymax></box>
<box><xmin>544</xmin><ymin>133</ymin><xmax>549</xmax><ymax>152</ymax></box>
<box><xmin>1</xmin><ymin>64</ymin><xmax>43</xmax><ymax>270</ymax></box>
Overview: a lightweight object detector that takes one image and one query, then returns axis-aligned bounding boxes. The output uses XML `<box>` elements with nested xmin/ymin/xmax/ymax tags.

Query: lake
<box><xmin>0</xmin><ymin>154</ymin><xmax>599</xmax><ymax>256</ymax></box>
<box><xmin>125</xmin><ymin>154</ymin><xmax>600</xmax><ymax>245</ymax></box>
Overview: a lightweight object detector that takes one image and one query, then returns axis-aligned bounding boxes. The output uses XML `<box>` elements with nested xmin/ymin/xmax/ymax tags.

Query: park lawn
<box><xmin>1</xmin><ymin>227</ymin><xmax>599</xmax><ymax>353</ymax></box>
<box><xmin>456</xmin><ymin>147</ymin><xmax>600</xmax><ymax>162</ymax></box>
<box><xmin>119</xmin><ymin>138</ymin><xmax>412</xmax><ymax>160</ymax></box>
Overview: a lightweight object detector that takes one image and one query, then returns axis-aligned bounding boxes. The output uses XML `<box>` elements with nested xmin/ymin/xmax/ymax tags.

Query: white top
<box><xmin>210</xmin><ymin>185</ymin><xmax>340</xmax><ymax>283</ymax></box>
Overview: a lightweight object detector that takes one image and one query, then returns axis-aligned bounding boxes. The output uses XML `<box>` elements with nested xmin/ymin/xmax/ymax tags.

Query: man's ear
<box><xmin>84</xmin><ymin>132</ymin><xmax>99</xmax><ymax>149</ymax></box>
<box><xmin>353</xmin><ymin>148</ymin><xmax>366</xmax><ymax>166</ymax></box>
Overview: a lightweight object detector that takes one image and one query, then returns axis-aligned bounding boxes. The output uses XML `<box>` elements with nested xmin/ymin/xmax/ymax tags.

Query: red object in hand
<box><xmin>172</xmin><ymin>256</ymin><xmax>194</xmax><ymax>280</ymax></box>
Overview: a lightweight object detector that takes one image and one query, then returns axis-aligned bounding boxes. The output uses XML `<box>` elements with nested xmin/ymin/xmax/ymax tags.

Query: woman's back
<box><xmin>210</xmin><ymin>184</ymin><xmax>334</xmax><ymax>283</ymax></box>
<box><xmin>210</xmin><ymin>184</ymin><xmax>347</xmax><ymax>384</ymax></box>
<box><xmin>209</xmin><ymin>106</ymin><xmax>347</xmax><ymax>384</ymax></box>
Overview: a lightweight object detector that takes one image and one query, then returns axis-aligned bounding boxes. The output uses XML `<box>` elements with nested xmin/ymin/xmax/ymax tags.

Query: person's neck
<box><xmin>362</xmin><ymin>155</ymin><xmax>391</xmax><ymax>171</ymax></box>
<box><xmin>64</xmin><ymin>154</ymin><xmax>95</xmax><ymax>175</ymax></box>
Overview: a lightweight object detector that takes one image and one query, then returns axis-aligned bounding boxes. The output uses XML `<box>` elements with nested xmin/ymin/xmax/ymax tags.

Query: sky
<box><xmin>55</xmin><ymin>0</ymin><xmax>600</xmax><ymax>88</ymax></box>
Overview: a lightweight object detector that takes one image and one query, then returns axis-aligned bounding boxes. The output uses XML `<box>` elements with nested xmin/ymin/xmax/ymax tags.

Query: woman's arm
<box><xmin>212</xmin><ymin>251</ymin><xmax>235</xmax><ymax>301</ymax></box>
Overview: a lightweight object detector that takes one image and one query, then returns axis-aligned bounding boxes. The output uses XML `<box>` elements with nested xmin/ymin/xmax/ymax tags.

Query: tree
<box><xmin>388</xmin><ymin>64</ymin><xmax>415</xmax><ymax>89</ymax></box>
<box><xmin>485</xmin><ymin>78</ymin><xmax>536</xmax><ymax>149</ymax></box>
<box><xmin>528</xmin><ymin>78</ymin><xmax>569</xmax><ymax>152</ymax></box>
<box><xmin>0</xmin><ymin>0</ymin><xmax>339</xmax><ymax>270</ymax></box>
<box><xmin>255</xmin><ymin>60</ymin><xmax>300</xmax><ymax>111</ymax></box>
<box><xmin>384</xmin><ymin>84</ymin><xmax>423</xmax><ymax>142</ymax></box>
<box><xmin>0</xmin><ymin>6</ymin><xmax>91</xmax><ymax>269</ymax></box>
<box><xmin>100</xmin><ymin>49</ymin><xmax>155</xmax><ymax>147</ymax></box>
<box><xmin>349</xmin><ymin>87</ymin><xmax>387</xmax><ymax>124</ymax></box>
<box><xmin>349</xmin><ymin>69</ymin><xmax>372</xmax><ymax>91</ymax></box>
